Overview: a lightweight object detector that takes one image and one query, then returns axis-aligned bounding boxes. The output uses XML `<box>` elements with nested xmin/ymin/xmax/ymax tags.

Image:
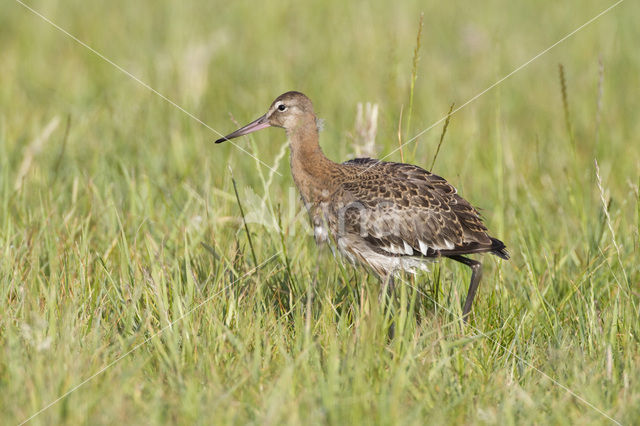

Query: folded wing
<box><xmin>330</xmin><ymin>158</ymin><xmax>503</xmax><ymax>259</ymax></box>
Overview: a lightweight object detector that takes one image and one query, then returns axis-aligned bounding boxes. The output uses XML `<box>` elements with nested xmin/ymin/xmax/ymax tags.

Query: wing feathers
<box><xmin>330</xmin><ymin>159</ymin><xmax>502</xmax><ymax>260</ymax></box>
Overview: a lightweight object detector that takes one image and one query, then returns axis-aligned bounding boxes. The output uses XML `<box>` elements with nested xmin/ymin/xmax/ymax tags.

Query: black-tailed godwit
<box><xmin>216</xmin><ymin>91</ymin><xmax>509</xmax><ymax>320</ymax></box>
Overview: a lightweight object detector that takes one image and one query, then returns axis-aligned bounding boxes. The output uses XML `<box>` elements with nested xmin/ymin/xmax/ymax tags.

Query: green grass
<box><xmin>2</xmin><ymin>0</ymin><xmax>640</xmax><ymax>424</ymax></box>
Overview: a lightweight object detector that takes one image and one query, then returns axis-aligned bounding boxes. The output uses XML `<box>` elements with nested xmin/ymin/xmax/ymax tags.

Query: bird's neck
<box><xmin>287</xmin><ymin>115</ymin><xmax>337</xmax><ymax>202</ymax></box>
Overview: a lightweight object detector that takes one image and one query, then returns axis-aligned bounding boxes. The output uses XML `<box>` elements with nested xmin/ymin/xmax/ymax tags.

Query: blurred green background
<box><xmin>1</xmin><ymin>0</ymin><xmax>639</xmax><ymax>424</ymax></box>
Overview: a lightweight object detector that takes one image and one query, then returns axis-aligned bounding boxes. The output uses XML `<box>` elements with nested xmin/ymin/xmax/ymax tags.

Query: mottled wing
<box><xmin>334</xmin><ymin>158</ymin><xmax>495</xmax><ymax>258</ymax></box>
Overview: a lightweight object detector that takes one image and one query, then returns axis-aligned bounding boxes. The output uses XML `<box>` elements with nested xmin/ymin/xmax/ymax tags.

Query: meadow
<box><xmin>1</xmin><ymin>0</ymin><xmax>639</xmax><ymax>424</ymax></box>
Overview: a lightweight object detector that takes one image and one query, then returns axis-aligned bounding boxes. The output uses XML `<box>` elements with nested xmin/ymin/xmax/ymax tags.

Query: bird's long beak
<box><xmin>215</xmin><ymin>114</ymin><xmax>270</xmax><ymax>143</ymax></box>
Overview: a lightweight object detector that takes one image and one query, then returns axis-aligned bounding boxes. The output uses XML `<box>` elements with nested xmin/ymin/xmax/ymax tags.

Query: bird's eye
<box><xmin>277</xmin><ymin>104</ymin><xmax>287</xmax><ymax>112</ymax></box>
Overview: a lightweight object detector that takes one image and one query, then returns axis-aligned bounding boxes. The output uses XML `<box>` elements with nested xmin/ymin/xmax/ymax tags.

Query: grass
<box><xmin>1</xmin><ymin>0</ymin><xmax>639</xmax><ymax>424</ymax></box>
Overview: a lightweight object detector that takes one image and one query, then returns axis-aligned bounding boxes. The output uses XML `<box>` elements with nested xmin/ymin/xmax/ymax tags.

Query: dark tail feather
<box><xmin>490</xmin><ymin>237</ymin><xmax>509</xmax><ymax>260</ymax></box>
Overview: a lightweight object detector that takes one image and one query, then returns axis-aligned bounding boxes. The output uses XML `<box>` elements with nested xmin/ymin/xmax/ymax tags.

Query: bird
<box><xmin>216</xmin><ymin>91</ymin><xmax>508</xmax><ymax>320</ymax></box>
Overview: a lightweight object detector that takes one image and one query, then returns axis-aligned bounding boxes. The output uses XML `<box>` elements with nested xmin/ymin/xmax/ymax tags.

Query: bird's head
<box><xmin>215</xmin><ymin>91</ymin><xmax>315</xmax><ymax>143</ymax></box>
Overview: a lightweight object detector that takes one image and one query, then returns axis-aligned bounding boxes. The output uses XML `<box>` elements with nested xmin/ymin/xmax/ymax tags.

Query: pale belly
<box><xmin>308</xmin><ymin>200</ymin><xmax>432</xmax><ymax>277</ymax></box>
<box><xmin>313</xmin><ymin>222</ymin><xmax>431</xmax><ymax>277</ymax></box>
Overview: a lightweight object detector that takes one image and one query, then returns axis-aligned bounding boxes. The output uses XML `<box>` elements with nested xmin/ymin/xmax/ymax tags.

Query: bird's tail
<box><xmin>490</xmin><ymin>237</ymin><xmax>510</xmax><ymax>260</ymax></box>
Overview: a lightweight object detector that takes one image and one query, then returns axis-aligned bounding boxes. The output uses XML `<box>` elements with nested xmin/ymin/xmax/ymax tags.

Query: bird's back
<box><xmin>320</xmin><ymin>158</ymin><xmax>507</xmax><ymax>275</ymax></box>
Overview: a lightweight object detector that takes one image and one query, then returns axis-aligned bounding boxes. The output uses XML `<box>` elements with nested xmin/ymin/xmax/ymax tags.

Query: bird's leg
<box><xmin>387</xmin><ymin>274</ymin><xmax>395</xmax><ymax>294</ymax></box>
<box><xmin>383</xmin><ymin>275</ymin><xmax>396</xmax><ymax>340</ymax></box>
<box><xmin>448</xmin><ymin>255</ymin><xmax>482</xmax><ymax>322</ymax></box>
